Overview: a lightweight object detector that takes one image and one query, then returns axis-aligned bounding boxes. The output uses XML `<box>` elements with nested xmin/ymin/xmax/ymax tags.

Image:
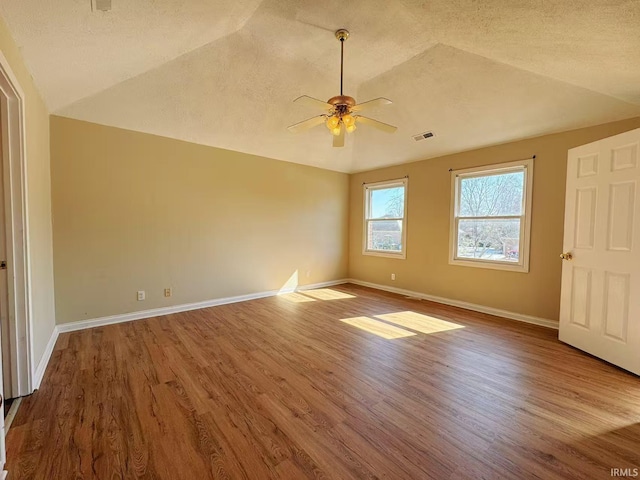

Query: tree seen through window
<box><xmin>457</xmin><ymin>171</ymin><xmax>524</xmax><ymax>262</ymax></box>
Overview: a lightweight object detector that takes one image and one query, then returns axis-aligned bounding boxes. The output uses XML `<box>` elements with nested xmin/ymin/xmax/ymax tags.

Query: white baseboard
<box><xmin>32</xmin><ymin>325</ymin><xmax>60</xmax><ymax>390</ymax></box>
<box><xmin>56</xmin><ymin>279</ymin><xmax>349</xmax><ymax>334</ymax></box>
<box><xmin>347</xmin><ymin>278</ymin><xmax>558</xmax><ymax>329</ymax></box>
<box><xmin>4</xmin><ymin>396</ymin><xmax>22</xmax><ymax>433</ymax></box>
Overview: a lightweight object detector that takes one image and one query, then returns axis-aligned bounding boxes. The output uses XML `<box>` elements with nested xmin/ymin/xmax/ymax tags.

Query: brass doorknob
<box><xmin>560</xmin><ymin>252</ymin><xmax>573</xmax><ymax>261</ymax></box>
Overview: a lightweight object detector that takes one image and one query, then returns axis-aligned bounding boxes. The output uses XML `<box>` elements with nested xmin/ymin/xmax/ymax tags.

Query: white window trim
<box><xmin>449</xmin><ymin>159</ymin><xmax>534</xmax><ymax>273</ymax></box>
<box><xmin>363</xmin><ymin>178</ymin><xmax>408</xmax><ymax>259</ymax></box>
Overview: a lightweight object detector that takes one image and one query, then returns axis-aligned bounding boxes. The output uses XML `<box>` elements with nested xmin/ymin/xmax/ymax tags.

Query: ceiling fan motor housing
<box><xmin>328</xmin><ymin>95</ymin><xmax>356</xmax><ymax>115</ymax></box>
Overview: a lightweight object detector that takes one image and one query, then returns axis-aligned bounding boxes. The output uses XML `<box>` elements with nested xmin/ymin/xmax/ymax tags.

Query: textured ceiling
<box><xmin>2</xmin><ymin>0</ymin><xmax>640</xmax><ymax>173</ymax></box>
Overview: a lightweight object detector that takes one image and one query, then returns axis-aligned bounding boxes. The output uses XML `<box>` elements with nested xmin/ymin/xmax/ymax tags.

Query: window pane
<box><xmin>459</xmin><ymin>171</ymin><xmax>524</xmax><ymax>217</ymax></box>
<box><xmin>368</xmin><ymin>186</ymin><xmax>405</xmax><ymax>219</ymax></box>
<box><xmin>367</xmin><ymin>220</ymin><xmax>403</xmax><ymax>252</ymax></box>
<box><xmin>456</xmin><ymin>219</ymin><xmax>521</xmax><ymax>262</ymax></box>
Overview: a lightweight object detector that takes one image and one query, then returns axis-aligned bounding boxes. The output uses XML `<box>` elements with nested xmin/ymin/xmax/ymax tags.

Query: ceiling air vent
<box><xmin>413</xmin><ymin>131</ymin><xmax>434</xmax><ymax>142</ymax></box>
<box><xmin>92</xmin><ymin>0</ymin><xmax>112</xmax><ymax>12</ymax></box>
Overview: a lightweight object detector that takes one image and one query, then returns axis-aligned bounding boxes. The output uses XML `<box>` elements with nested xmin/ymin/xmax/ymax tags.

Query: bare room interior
<box><xmin>0</xmin><ymin>1</ymin><xmax>638</xmax><ymax>479</ymax></box>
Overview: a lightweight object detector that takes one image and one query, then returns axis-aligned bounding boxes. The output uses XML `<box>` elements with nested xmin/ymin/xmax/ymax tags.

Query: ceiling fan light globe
<box><xmin>331</xmin><ymin>127</ymin><xmax>342</xmax><ymax>136</ymax></box>
<box><xmin>342</xmin><ymin>114</ymin><xmax>355</xmax><ymax>127</ymax></box>
<box><xmin>326</xmin><ymin>115</ymin><xmax>340</xmax><ymax>129</ymax></box>
<box><xmin>346</xmin><ymin>124</ymin><xmax>357</xmax><ymax>133</ymax></box>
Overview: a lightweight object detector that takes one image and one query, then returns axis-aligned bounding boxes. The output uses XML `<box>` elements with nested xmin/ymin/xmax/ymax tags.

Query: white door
<box><xmin>0</xmin><ymin>105</ymin><xmax>6</xmax><ymax>477</ymax></box>
<box><xmin>0</xmin><ymin>112</ymin><xmax>10</xmax><ymax>398</ymax></box>
<box><xmin>559</xmin><ymin>127</ymin><xmax>640</xmax><ymax>375</ymax></box>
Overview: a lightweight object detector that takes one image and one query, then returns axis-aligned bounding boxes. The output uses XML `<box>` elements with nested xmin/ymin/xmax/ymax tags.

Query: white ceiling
<box><xmin>2</xmin><ymin>0</ymin><xmax>640</xmax><ymax>173</ymax></box>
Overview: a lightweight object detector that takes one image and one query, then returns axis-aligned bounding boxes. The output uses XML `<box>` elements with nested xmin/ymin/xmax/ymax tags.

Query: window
<box><xmin>450</xmin><ymin>159</ymin><xmax>533</xmax><ymax>272</ymax></box>
<box><xmin>363</xmin><ymin>178</ymin><xmax>408</xmax><ymax>258</ymax></box>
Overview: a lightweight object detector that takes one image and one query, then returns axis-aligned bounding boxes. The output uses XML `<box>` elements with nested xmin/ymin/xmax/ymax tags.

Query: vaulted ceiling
<box><xmin>2</xmin><ymin>0</ymin><xmax>640</xmax><ymax>172</ymax></box>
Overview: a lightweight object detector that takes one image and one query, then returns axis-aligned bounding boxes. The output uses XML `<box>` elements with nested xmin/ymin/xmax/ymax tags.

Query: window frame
<box><xmin>362</xmin><ymin>178</ymin><xmax>408</xmax><ymax>259</ymax></box>
<box><xmin>449</xmin><ymin>159</ymin><xmax>534</xmax><ymax>273</ymax></box>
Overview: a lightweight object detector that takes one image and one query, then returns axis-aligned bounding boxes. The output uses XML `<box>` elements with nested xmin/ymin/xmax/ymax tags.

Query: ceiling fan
<box><xmin>287</xmin><ymin>29</ymin><xmax>398</xmax><ymax>148</ymax></box>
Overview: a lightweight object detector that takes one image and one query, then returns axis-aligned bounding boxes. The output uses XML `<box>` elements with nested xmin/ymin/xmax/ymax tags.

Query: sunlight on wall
<box><xmin>340</xmin><ymin>316</ymin><xmax>417</xmax><ymax>339</ymax></box>
<box><xmin>277</xmin><ymin>270</ymin><xmax>300</xmax><ymax>295</ymax></box>
<box><xmin>302</xmin><ymin>288</ymin><xmax>356</xmax><ymax>300</ymax></box>
<box><xmin>375</xmin><ymin>311</ymin><xmax>465</xmax><ymax>335</ymax></box>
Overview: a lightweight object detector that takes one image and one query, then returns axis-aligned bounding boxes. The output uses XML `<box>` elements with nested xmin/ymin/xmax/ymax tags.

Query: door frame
<box><xmin>0</xmin><ymin>51</ymin><xmax>33</xmax><ymax>397</ymax></box>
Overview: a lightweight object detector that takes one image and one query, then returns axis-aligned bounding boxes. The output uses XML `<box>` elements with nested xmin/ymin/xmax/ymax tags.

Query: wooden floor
<box><xmin>6</xmin><ymin>284</ymin><xmax>640</xmax><ymax>479</ymax></box>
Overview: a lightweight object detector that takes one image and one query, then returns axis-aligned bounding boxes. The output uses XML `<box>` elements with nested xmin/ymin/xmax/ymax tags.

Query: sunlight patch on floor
<box><xmin>278</xmin><ymin>292</ymin><xmax>317</xmax><ymax>303</ymax></box>
<box><xmin>302</xmin><ymin>288</ymin><xmax>356</xmax><ymax>300</ymax></box>
<box><xmin>340</xmin><ymin>316</ymin><xmax>417</xmax><ymax>339</ymax></box>
<box><xmin>375</xmin><ymin>311</ymin><xmax>465</xmax><ymax>334</ymax></box>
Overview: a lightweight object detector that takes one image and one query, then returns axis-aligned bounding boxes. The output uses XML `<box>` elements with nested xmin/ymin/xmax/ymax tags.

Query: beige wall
<box><xmin>51</xmin><ymin>117</ymin><xmax>349</xmax><ymax>324</ymax></box>
<box><xmin>51</xmin><ymin>114</ymin><xmax>640</xmax><ymax>326</ymax></box>
<box><xmin>0</xmin><ymin>18</ymin><xmax>56</xmax><ymax>368</ymax></box>
<box><xmin>349</xmin><ymin>117</ymin><xmax>640</xmax><ymax>322</ymax></box>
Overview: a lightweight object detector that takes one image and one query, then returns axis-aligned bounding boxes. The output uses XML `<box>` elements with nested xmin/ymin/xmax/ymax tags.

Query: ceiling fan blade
<box><xmin>287</xmin><ymin>115</ymin><xmax>327</xmax><ymax>133</ymax></box>
<box><xmin>293</xmin><ymin>95</ymin><xmax>333</xmax><ymax>111</ymax></box>
<box><xmin>333</xmin><ymin>124</ymin><xmax>345</xmax><ymax>148</ymax></box>
<box><xmin>355</xmin><ymin>116</ymin><xmax>398</xmax><ymax>133</ymax></box>
<box><xmin>351</xmin><ymin>98</ymin><xmax>392</xmax><ymax>112</ymax></box>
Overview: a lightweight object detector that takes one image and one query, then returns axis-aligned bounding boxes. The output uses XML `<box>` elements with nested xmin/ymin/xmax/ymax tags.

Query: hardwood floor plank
<box><xmin>6</xmin><ymin>284</ymin><xmax>640</xmax><ymax>479</ymax></box>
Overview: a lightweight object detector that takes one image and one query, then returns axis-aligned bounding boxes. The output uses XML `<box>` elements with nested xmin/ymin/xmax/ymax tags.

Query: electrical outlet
<box><xmin>164</xmin><ymin>288</ymin><xmax>172</xmax><ymax>298</ymax></box>
<box><xmin>391</xmin><ymin>273</ymin><xmax>396</xmax><ymax>281</ymax></box>
<box><xmin>137</xmin><ymin>290</ymin><xmax>145</xmax><ymax>301</ymax></box>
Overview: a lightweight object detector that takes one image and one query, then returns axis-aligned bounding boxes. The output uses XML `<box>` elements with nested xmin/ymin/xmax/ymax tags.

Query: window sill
<box><xmin>363</xmin><ymin>250</ymin><xmax>406</xmax><ymax>260</ymax></box>
<box><xmin>449</xmin><ymin>258</ymin><xmax>528</xmax><ymax>273</ymax></box>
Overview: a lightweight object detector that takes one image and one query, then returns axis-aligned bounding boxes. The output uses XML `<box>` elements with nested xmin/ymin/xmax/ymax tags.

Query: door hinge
<box><xmin>0</xmin><ymin>261</ymin><xmax>6</xmax><ymax>270</ymax></box>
